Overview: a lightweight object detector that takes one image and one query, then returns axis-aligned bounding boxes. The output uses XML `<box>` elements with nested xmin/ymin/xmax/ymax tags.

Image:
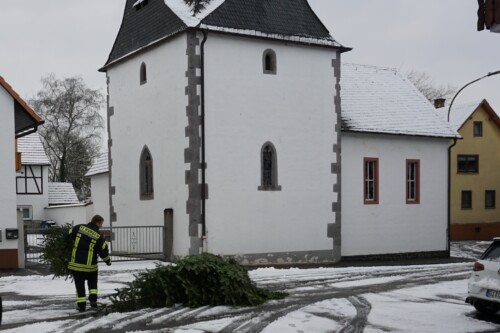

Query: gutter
<box><xmin>447</xmin><ymin>138</ymin><xmax>458</xmax><ymax>256</ymax></box>
<box><xmin>15</xmin><ymin>121</ymin><xmax>45</xmax><ymax>139</ymax></box>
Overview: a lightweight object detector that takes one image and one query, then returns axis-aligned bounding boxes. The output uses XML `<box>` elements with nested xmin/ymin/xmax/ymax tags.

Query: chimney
<box><xmin>434</xmin><ymin>98</ymin><xmax>446</xmax><ymax>109</ymax></box>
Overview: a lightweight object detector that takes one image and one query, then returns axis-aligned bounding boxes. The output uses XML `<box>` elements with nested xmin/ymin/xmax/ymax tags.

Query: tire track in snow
<box><xmin>338</xmin><ymin>296</ymin><xmax>371</xmax><ymax>333</ymax></box>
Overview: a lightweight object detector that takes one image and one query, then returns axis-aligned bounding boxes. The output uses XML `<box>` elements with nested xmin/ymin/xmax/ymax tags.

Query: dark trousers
<box><xmin>72</xmin><ymin>271</ymin><xmax>98</xmax><ymax>309</ymax></box>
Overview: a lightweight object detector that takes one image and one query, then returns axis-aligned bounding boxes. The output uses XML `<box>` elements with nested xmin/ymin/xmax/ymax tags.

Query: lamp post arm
<box><xmin>447</xmin><ymin>70</ymin><xmax>500</xmax><ymax>122</ymax></box>
<box><xmin>447</xmin><ymin>75</ymin><xmax>486</xmax><ymax>122</ymax></box>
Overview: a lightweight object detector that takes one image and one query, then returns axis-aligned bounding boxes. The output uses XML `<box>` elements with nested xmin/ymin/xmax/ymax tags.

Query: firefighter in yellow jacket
<box><xmin>68</xmin><ymin>215</ymin><xmax>111</xmax><ymax>312</ymax></box>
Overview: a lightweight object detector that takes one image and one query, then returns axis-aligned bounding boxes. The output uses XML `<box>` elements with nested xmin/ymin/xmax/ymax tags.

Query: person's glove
<box><xmin>106</xmin><ymin>260</ymin><xmax>112</xmax><ymax>266</ymax></box>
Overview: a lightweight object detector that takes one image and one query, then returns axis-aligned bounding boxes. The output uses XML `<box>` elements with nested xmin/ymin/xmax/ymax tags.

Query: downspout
<box><xmin>447</xmin><ymin>137</ymin><xmax>458</xmax><ymax>257</ymax></box>
<box><xmin>200</xmin><ymin>30</ymin><xmax>208</xmax><ymax>243</ymax></box>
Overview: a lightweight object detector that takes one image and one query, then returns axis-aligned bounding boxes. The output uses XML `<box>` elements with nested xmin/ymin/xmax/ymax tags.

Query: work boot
<box><xmin>77</xmin><ymin>303</ymin><xmax>86</xmax><ymax>312</ymax></box>
<box><xmin>90</xmin><ymin>302</ymin><xmax>98</xmax><ymax>309</ymax></box>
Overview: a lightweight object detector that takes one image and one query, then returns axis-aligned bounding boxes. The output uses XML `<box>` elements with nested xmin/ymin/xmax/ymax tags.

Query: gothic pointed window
<box><xmin>263</xmin><ymin>49</ymin><xmax>277</xmax><ymax>75</ymax></box>
<box><xmin>140</xmin><ymin>62</ymin><xmax>147</xmax><ymax>85</ymax></box>
<box><xmin>258</xmin><ymin>142</ymin><xmax>281</xmax><ymax>191</ymax></box>
<box><xmin>140</xmin><ymin>146</ymin><xmax>154</xmax><ymax>200</ymax></box>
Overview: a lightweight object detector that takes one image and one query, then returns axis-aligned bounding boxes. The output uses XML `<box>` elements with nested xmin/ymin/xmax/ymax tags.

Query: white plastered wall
<box><xmin>89</xmin><ymin>173</ymin><xmax>111</xmax><ymax>227</ymax></box>
<box><xmin>0</xmin><ymin>86</ymin><xmax>18</xmax><ymax>250</ymax></box>
<box><xmin>341</xmin><ymin>132</ymin><xmax>449</xmax><ymax>256</ymax></box>
<box><xmin>107</xmin><ymin>34</ymin><xmax>191</xmax><ymax>256</ymax></box>
<box><xmin>203</xmin><ymin>34</ymin><xmax>338</xmax><ymax>256</ymax></box>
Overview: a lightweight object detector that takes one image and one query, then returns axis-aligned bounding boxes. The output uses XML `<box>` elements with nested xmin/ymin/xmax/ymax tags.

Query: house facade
<box><xmin>448</xmin><ymin>100</ymin><xmax>500</xmax><ymax>240</ymax></box>
<box><xmin>16</xmin><ymin>133</ymin><xmax>50</xmax><ymax>222</ymax></box>
<box><xmin>101</xmin><ymin>0</ymin><xmax>346</xmax><ymax>264</ymax></box>
<box><xmin>340</xmin><ymin>64</ymin><xmax>459</xmax><ymax>258</ymax></box>
<box><xmin>0</xmin><ymin>76</ymin><xmax>43</xmax><ymax>269</ymax></box>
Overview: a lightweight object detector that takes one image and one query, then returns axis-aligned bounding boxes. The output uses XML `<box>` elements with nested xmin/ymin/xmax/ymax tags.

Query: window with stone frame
<box><xmin>406</xmin><ymin>159</ymin><xmax>420</xmax><ymax>204</ymax></box>
<box><xmin>263</xmin><ymin>49</ymin><xmax>277</xmax><ymax>75</ymax></box>
<box><xmin>258</xmin><ymin>142</ymin><xmax>281</xmax><ymax>191</ymax></box>
<box><xmin>139</xmin><ymin>146</ymin><xmax>154</xmax><ymax>200</ymax></box>
<box><xmin>140</xmin><ymin>62</ymin><xmax>147</xmax><ymax>85</ymax></box>
<box><xmin>364</xmin><ymin>157</ymin><xmax>379</xmax><ymax>204</ymax></box>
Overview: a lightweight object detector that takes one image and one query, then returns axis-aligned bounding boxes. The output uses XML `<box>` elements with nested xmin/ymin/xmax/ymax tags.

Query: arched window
<box><xmin>258</xmin><ymin>142</ymin><xmax>281</xmax><ymax>191</ymax></box>
<box><xmin>139</xmin><ymin>146</ymin><xmax>154</xmax><ymax>199</ymax></box>
<box><xmin>140</xmin><ymin>62</ymin><xmax>147</xmax><ymax>85</ymax></box>
<box><xmin>262</xmin><ymin>49</ymin><xmax>277</xmax><ymax>75</ymax></box>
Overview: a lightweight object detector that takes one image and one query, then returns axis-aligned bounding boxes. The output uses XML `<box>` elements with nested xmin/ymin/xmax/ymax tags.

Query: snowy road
<box><xmin>1</xmin><ymin>241</ymin><xmax>499</xmax><ymax>332</ymax></box>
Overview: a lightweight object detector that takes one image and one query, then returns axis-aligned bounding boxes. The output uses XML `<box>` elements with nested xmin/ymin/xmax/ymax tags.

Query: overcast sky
<box><xmin>1</xmin><ymin>0</ymin><xmax>499</xmax><ymax>114</ymax></box>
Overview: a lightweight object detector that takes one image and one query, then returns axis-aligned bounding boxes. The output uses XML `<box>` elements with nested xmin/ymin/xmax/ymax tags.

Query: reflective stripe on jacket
<box><xmin>68</xmin><ymin>223</ymin><xmax>111</xmax><ymax>272</ymax></box>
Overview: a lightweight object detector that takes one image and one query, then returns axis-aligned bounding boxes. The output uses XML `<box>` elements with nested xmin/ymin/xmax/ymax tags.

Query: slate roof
<box><xmin>102</xmin><ymin>0</ymin><xmax>346</xmax><ymax>69</ymax></box>
<box><xmin>85</xmin><ymin>152</ymin><xmax>109</xmax><ymax>177</ymax></box>
<box><xmin>17</xmin><ymin>132</ymin><xmax>50</xmax><ymax>165</ymax></box>
<box><xmin>48</xmin><ymin>182</ymin><xmax>80</xmax><ymax>205</ymax></box>
<box><xmin>445</xmin><ymin>99</ymin><xmax>500</xmax><ymax>131</ymax></box>
<box><xmin>341</xmin><ymin>63</ymin><xmax>459</xmax><ymax>138</ymax></box>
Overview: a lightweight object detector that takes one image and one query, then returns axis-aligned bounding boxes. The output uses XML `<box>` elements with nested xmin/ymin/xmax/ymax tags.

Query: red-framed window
<box><xmin>364</xmin><ymin>157</ymin><xmax>379</xmax><ymax>204</ymax></box>
<box><xmin>406</xmin><ymin>159</ymin><xmax>420</xmax><ymax>204</ymax></box>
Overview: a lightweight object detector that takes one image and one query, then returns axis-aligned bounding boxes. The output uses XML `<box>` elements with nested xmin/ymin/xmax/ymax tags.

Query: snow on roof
<box><xmin>341</xmin><ymin>63</ymin><xmax>459</xmax><ymax>138</ymax></box>
<box><xmin>85</xmin><ymin>152</ymin><xmax>109</xmax><ymax>177</ymax></box>
<box><xmin>17</xmin><ymin>132</ymin><xmax>50</xmax><ymax>165</ymax></box>
<box><xmin>198</xmin><ymin>24</ymin><xmax>342</xmax><ymax>47</ymax></box>
<box><xmin>48</xmin><ymin>182</ymin><xmax>80</xmax><ymax>205</ymax></box>
<box><xmin>164</xmin><ymin>0</ymin><xmax>225</xmax><ymax>27</ymax></box>
<box><xmin>445</xmin><ymin>100</ymin><xmax>483</xmax><ymax>131</ymax></box>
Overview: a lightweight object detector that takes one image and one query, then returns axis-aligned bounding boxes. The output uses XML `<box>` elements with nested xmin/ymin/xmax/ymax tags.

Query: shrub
<box><xmin>40</xmin><ymin>224</ymin><xmax>73</xmax><ymax>279</ymax></box>
<box><xmin>110</xmin><ymin>253</ymin><xmax>286</xmax><ymax>311</ymax></box>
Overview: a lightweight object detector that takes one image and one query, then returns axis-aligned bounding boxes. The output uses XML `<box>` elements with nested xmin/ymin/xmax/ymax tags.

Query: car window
<box><xmin>482</xmin><ymin>241</ymin><xmax>500</xmax><ymax>261</ymax></box>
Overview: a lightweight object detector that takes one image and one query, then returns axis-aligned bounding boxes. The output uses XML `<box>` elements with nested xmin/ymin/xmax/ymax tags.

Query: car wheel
<box><xmin>474</xmin><ymin>301</ymin><xmax>500</xmax><ymax>315</ymax></box>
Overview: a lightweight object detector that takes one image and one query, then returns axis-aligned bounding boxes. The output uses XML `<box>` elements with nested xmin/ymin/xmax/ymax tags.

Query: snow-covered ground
<box><xmin>0</xmin><ymin>241</ymin><xmax>498</xmax><ymax>332</ymax></box>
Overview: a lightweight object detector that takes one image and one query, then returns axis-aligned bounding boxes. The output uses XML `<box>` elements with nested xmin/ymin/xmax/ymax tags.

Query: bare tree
<box><xmin>406</xmin><ymin>70</ymin><xmax>456</xmax><ymax>103</ymax></box>
<box><xmin>30</xmin><ymin>74</ymin><xmax>104</xmax><ymax>199</ymax></box>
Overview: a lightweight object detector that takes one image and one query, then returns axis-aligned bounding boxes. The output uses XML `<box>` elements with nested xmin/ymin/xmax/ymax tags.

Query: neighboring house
<box><xmin>447</xmin><ymin>100</ymin><xmax>500</xmax><ymax>240</ymax></box>
<box><xmin>16</xmin><ymin>132</ymin><xmax>93</xmax><ymax>228</ymax></box>
<box><xmin>16</xmin><ymin>133</ymin><xmax>51</xmax><ymax>222</ymax></box>
<box><xmin>0</xmin><ymin>75</ymin><xmax>43</xmax><ymax>269</ymax></box>
<box><xmin>100</xmin><ymin>0</ymin><xmax>347</xmax><ymax>264</ymax></box>
<box><xmin>44</xmin><ymin>182</ymin><xmax>92</xmax><ymax>226</ymax></box>
<box><xmin>85</xmin><ymin>152</ymin><xmax>110</xmax><ymax>227</ymax></box>
<box><xmin>340</xmin><ymin>64</ymin><xmax>459</xmax><ymax>259</ymax></box>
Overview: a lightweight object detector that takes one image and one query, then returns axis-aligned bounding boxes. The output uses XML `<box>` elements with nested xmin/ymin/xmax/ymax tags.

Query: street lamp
<box><xmin>446</xmin><ymin>70</ymin><xmax>500</xmax><ymax>256</ymax></box>
<box><xmin>447</xmin><ymin>70</ymin><xmax>500</xmax><ymax>122</ymax></box>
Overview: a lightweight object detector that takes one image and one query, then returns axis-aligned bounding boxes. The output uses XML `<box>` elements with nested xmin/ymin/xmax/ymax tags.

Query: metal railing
<box><xmin>24</xmin><ymin>225</ymin><xmax>166</xmax><ymax>265</ymax></box>
<box><xmin>102</xmin><ymin>226</ymin><xmax>165</xmax><ymax>261</ymax></box>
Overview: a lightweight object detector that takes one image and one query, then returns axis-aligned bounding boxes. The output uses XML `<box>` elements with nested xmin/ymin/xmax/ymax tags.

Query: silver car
<box><xmin>466</xmin><ymin>238</ymin><xmax>500</xmax><ymax>315</ymax></box>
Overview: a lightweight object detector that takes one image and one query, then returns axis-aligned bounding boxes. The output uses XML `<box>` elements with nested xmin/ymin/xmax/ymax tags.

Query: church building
<box><xmin>100</xmin><ymin>0</ymin><xmax>347</xmax><ymax>264</ymax></box>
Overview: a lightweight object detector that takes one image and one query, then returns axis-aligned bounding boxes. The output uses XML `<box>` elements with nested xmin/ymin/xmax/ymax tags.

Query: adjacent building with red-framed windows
<box><xmin>340</xmin><ymin>64</ymin><xmax>459</xmax><ymax>260</ymax></box>
<box><xmin>446</xmin><ymin>99</ymin><xmax>500</xmax><ymax>240</ymax></box>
